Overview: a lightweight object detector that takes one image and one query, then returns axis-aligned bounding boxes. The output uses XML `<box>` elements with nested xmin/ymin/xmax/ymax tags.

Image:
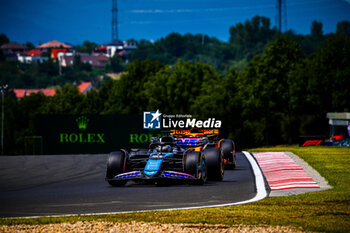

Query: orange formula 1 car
<box><xmin>170</xmin><ymin>128</ymin><xmax>236</xmax><ymax>170</ymax></box>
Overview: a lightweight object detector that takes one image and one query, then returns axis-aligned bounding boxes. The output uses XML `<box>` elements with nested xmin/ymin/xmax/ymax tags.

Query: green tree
<box><xmin>2</xmin><ymin>94</ymin><xmax>19</xmax><ymax>154</ymax></box>
<box><xmin>103</xmin><ymin>60</ymin><xmax>165</xmax><ymax>114</ymax></box>
<box><xmin>127</xmin><ymin>32</ymin><xmax>239</xmax><ymax>73</ymax></box>
<box><xmin>2</xmin><ymin>92</ymin><xmax>48</xmax><ymax>154</ymax></box>
<box><xmin>190</xmin><ymin>67</ymin><xmax>244</xmax><ymax>144</ymax></box>
<box><xmin>76</xmin><ymin>40</ymin><xmax>98</xmax><ymax>53</ymax></box>
<box><xmin>311</xmin><ymin>20</ymin><xmax>323</xmax><ymax>38</ymax></box>
<box><xmin>25</xmin><ymin>42</ymin><xmax>35</xmax><ymax>50</ymax></box>
<box><xmin>301</xmin><ymin>35</ymin><xmax>350</xmax><ymax>113</ymax></box>
<box><xmin>336</xmin><ymin>20</ymin><xmax>350</xmax><ymax>35</ymax></box>
<box><xmin>0</xmin><ymin>34</ymin><xmax>10</xmax><ymax>61</ymax></box>
<box><xmin>190</xmin><ymin>72</ymin><xmax>226</xmax><ymax>117</ymax></box>
<box><xmin>43</xmin><ymin>84</ymin><xmax>83</xmax><ymax>114</ymax></box>
<box><xmin>287</xmin><ymin>34</ymin><xmax>350</xmax><ymax>135</ymax></box>
<box><xmin>107</xmin><ymin>55</ymin><xmax>125</xmax><ymax>73</ymax></box>
<box><xmin>163</xmin><ymin>33</ymin><xmax>185</xmax><ymax>58</ymax></box>
<box><xmin>238</xmin><ymin>35</ymin><xmax>303</xmax><ymax>145</ymax></box>
<box><xmin>229</xmin><ymin>16</ymin><xmax>277</xmax><ymax>59</ymax></box>
<box><xmin>0</xmin><ymin>34</ymin><xmax>9</xmax><ymax>46</ymax></box>
<box><xmin>38</xmin><ymin>59</ymin><xmax>59</xmax><ymax>76</ymax></box>
<box><xmin>80</xmin><ymin>89</ymin><xmax>104</xmax><ymax>114</ymax></box>
<box><xmin>144</xmin><ymin>60</ymin><xmax>220</xmax><ymax>114</ymax></box>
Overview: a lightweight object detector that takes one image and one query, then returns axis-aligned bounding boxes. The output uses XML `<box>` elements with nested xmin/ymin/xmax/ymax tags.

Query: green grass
<box><xmin>1</xmin><ymin>146</ymin><xmax>349</xmax><ymax>233</ymax></box>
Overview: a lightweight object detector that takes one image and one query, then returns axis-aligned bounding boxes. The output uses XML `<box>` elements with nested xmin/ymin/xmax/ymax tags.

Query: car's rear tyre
<box><xmin>185</xmin><ymin>151</ymin><xmax>207</xmax><ymax>185</ymax></box>
<box><xmin>221</xmin><ymin>139</ymin><xmax>236</xmax><ymax>169</ymax></box>
<box><xmin>106</xmin><ymin>151</ymin><xmax>128</xmax><ymax>186</ymax></box>
<box><xmin>203</xmin><ymin>148</ymin><xmax>224</xmax><ymax>181</ymax></box>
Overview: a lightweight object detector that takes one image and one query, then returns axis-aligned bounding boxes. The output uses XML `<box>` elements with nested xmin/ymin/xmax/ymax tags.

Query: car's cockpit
<box><xmin>150</xmin><ymin>136</ymin><xmax>185</xmax><ymax>154</ymax></box>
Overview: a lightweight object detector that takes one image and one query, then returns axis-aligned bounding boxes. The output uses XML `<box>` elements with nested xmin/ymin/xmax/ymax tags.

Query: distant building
<box><xmin>17</xmin><ymin>49</ymin><xmax>48</xmax><ymax>64</ymax></box>
<box><xmin>78</xmin><ymin>82</ymin><xmax>93</xmax><ymax>94</ymax></box>
<box><xmin>106</xmin><ymin>40</ymin><xmax>124</xmax><ymax>57</ymax></box>
<box><xmin>0</xmin><ymin>42</ymin><xmax>28</xmax><ymax>61</ymax></box>
<box><xmin>25</xmin><ymin>49</ymin><xmax>43</xmax><ymax>56</ymax></box>
<box><xmin>13</xmin><ymin>82</ymin><xmax>93</xmax><ymax>98</ymax></box>
<box><xmin>57</xmin><ymin>52</ymin><xmax>74</xmax><ymax>66</ymax></box>
<box><xmin>80</xmin><ymin>53</ymin><xmax>109</xmax><ymax>68</ymax></box>
<box><xmin>17</xmin><ymin>54</ymin><xmax>49</xmax><ymax>64</ymax></box>
<box><xmin>123</xmin><ymin>40</ymin><xmax>137</xmax><ymax>51</ymax></box>
<box><xmin>13</xmin><ymin>89</ymin><xmax>56</xmax><ymax>98</ymax></box>
<box><xmin>106</xmin><ymin>40</ymin><xmax>137</xmax><ymax>58</ymax></box>
<box><xmin>94</xmin><ymin>45</ymin><xmax>107</xmax><ymax>54</ymax></box>
<box><xmin>0</xmin><ymin>42</ymin><xmax>28</xmax><ymax>55</ymax></box>
<box><xmin>59</xmin><ymin>53</ymin><xmax>109</xmax><ymax>68</ymax></box>
<box><xmin>37</xmin><ymin>40</ymin><xmax>73</xmax><ymax>58</ymax></box>
<box><xmin>51</xmin><ymin>48</ymin><xmax>68</xmax><ymax>59</ymax></box>
<box><xmin>37</xmin><ymin>40</ymin><xmax>72</xmax><ymax>51</ymax></box>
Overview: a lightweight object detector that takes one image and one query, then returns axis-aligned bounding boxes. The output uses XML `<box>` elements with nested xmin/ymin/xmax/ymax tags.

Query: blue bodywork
<box><xmin>144</xmin><ymin>159</ymin><xmax>162</xmax><ymax>176</ymax></box>
<box><xmin>144</xmin><ymin>152</ymin><xmax>173</xmax><ymax>176</ymax></box>
<box><xmin>113</xmin><ymin>151</ymin><xmax>194</xmax><ymax>181</ymax></box>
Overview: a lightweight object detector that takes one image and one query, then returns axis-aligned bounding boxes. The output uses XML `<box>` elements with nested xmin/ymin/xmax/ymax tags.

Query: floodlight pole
<box><xmin>0</xmin><ymin>84</ymin><xmax>8</xmax><ymax>155</ymax></box>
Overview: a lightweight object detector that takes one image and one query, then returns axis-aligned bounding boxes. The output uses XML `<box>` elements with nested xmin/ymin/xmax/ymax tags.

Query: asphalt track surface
<box><xmin>0</xmin><ymin>152</ymin><xmax>257</xmax><ymax>218</ymax></box>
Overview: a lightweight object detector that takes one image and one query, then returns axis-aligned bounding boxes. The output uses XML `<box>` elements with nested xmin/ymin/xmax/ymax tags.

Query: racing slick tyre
<box><xmin>106</xmin><ymin>151</ymin><xmax>128</xmax><ymax>187</ymax></box>
<box><xmin>185</xmin><ymin>151</ymin><xmax>207</xmax><ymax>185</ymax></box>
<box><xmin>220</xmin><ymin>139</ymin><xmax>236</xmax><ymax>170</ymax></box>
<box><xmin>203</xmin><ymin>148</ymin><xmax>224</xmax><ymax>181</ymax></box>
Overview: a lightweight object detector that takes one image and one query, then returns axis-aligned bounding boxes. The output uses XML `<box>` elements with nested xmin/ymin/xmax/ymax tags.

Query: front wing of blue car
<box><xmin>106</xmin><ymin>170</ymin><xmax>195</xmax><ymax>181</ymax></box>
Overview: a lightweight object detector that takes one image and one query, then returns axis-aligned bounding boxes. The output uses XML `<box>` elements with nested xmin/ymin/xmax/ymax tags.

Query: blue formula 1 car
<box><xmin>105</xmin><ymin>135</ymin><xmax>223</xmax><ymax>186</ymax></box>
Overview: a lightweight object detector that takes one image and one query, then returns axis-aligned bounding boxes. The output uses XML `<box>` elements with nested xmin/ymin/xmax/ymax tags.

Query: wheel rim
<box><xmin>202</xmin><ymin>159</ymin><xmax>207</xmax><ymax>181</ymax></box>
<box><xmin>220</xmin><ymin>153</ymin><xmax>224</xmax><ymax>178</ymax></box>
<box><xmin>197</xmin><ymin>160</ymin><xmax>202</xmax><ymax>179</ymax></box>
<box><xmin>197</xmin><ymin>158</ymin><xmax>206</xmax><ymax>181</ymax></box>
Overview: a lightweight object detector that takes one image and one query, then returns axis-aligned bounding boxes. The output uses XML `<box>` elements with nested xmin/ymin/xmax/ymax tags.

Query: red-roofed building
<box><xmin>37</xmin><ymin>40</ymin><xmax>72</xmax><ymax>50</ymax></box>
<box><xmin>25</xmin><ymin>49</ymin><xmax>43</xmax><ymax>56</ymax></box>
<box><xmin>13</xmin><ymin>89</ymin><xmax>56</xmax><ymax>98</ymax></box>
<box><xmin>40</xmin><ymin>89</ymin><xmax>56</xmax><ymax>96</ymax></box>
<box><xmin>36</xmin><ymin>40</ymin><xmax>73</xmax><ymax>60</ymax></box>
<box><xmin>17</xmin><ymin>49</ymin><xmax>48</xmax><ymax>64</ymax></box>
<box><xmin>94</xmin><ymin>45</ymin><xmax>107</xmax><ymax>53</ymax></box>
<box><xmin>51</xmin><ymin>48</ymin><xmax>67</xmax><ymax>59</ymax></box>
<box><xmin>78</xmin><ymin>82</ymin><xmax>93</xmax><ymax>94</ymax></box>
<box><xmin>18</xmin><ymin>50</ymin><xmax>48</xmax><ymax>64</ymax></box>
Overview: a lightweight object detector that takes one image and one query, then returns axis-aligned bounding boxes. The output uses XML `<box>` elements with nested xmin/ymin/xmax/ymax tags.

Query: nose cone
<box><xmin>144</xmin><ymin>159</ymin><xmax>162</xmax><ymax>176</ymax></box>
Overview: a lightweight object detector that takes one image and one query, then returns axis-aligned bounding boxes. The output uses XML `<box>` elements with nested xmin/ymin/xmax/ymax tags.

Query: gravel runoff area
<box><xmin>0</xmin><ymin>221</ymin><xmax>310</xmax><ymax>232</ymax></box>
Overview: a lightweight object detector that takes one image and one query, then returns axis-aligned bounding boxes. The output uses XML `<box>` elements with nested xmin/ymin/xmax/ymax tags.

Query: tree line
<box><xmin>127</xmin><ymin>17</ymin><xmax>350</xmax><ymax>73</ymax></box>
<box><xmin>2</xmin><ymin>33</ymin><xmax>350</xmax><ymax>154</ymax></box>
<box><xmin>2</xmin><ymin>16</ymin><xmax>349</xmax><ymax>90</ymax></box>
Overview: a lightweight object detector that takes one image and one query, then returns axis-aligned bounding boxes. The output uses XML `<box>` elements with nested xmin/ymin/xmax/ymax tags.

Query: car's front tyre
<box><xmin>203</xmin><ymin>148</ymin><xmax>224</xmax><ymax>181</ymax></box>
<box><xmin>185</xmin><ymin>151</ymin><xmax>207</xmax><ymax>185</ymax></box>
<box><xmin>106</xmin><ymin>151</ymin><xmax>128</xmax><ymax>186</ymax></box>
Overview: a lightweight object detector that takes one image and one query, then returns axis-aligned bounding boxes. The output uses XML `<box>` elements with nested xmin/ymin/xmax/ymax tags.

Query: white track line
<box><xmin>10</xmin><ymin>151</ymin><xmax>268</xmax><ymax>219</ymax></box>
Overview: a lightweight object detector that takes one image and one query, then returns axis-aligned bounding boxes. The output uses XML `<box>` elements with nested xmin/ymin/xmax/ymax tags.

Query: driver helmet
<box><xmin>162</xmin><ymin>145</ymin><xmax>172</xmax><ymax>152</ymax></box>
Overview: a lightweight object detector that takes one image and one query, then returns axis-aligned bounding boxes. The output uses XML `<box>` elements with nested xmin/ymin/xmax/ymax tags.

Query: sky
<box><xmin>0</xmin><ymin>0</ymin><xmax>349</xmax><ymax>46</ymax></box>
